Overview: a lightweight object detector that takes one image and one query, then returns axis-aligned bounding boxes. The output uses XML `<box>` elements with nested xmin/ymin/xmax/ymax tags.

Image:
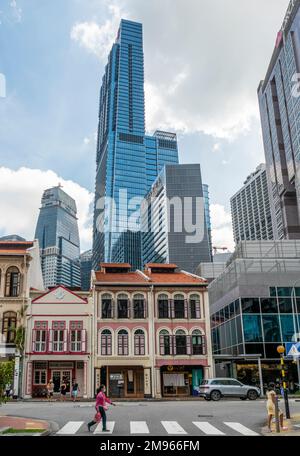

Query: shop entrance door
<box><xmin>125</xmin><ymin>370</ymin><xmax>144</xmax><ymax>398</ymax></box>
<box><xmin>51</xmin><ymin>370</ymin><xmax>72</xmax><ymax>393</ymax></box>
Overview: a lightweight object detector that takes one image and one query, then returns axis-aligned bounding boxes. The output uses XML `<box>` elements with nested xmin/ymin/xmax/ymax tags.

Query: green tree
<box><xmin>0</xmin><ymin>361</ymin><xmax>14</xmax><ymax>403</ymax></box>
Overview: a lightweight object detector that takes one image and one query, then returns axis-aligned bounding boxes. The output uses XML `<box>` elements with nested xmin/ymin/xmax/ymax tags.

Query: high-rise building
<box><xmin>202</xmin><ymin>184</ymin><xmax>213</xmax><ymax>260</ymax></box>
<box><xmin>141</xmin><ymin>164</ymin><xmax>211</xmax><ymax>273</ymax></box>
<box><xmin>35</xmin><ymin>186</ymin><xmax>81</xmax><ymax>288</ymax></box>
<box><xmin>80</xmin><ymin>249</ymin><xmax>93</xmax><ymax>291</ymax></box>
<box><xmin>92</xmin><ymin>20</ymin><xmax>179</xmax><ymax>271</ymax></box>
<box><xmin>230</xmin><ymin>164</ymin><xmax>274</xmax><ymax>244</ymax></box>
<box><xmin>258</xmin><ymin>0</ymin><xmax>300</xmax><ymax>240</ymax></box>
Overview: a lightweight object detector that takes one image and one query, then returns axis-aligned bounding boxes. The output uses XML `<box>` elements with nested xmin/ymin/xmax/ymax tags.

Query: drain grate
<box><xmin>198</xmin><ymin>415</ymin><xmax>213</xmax><ymax>418</ymax></box>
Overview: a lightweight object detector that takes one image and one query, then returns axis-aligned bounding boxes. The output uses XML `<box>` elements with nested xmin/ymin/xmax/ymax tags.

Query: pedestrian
<box><xmin>266</xmin><ymin>383</ymin><xmax>288</xmax><ymax>432</ymax></box>
<box><xmin>87</xmin><ymin>385</ymin><xmax>116</xmax><ymax>433</ymax></box>
<box><xmin>5</xmin><ymin>383</ymin><xmax>11</xmax><ymax>398</ymax></box>
<box><xmin>71</xmin><ymin>380</ymin><xmax>80</xmax><ymax>402</ymax></box>
<box><xmin>60</xmin><ymin>378</ymin><xmax>67</xmax><ymax>402</ymax></box>
<box><xmin>46</xmin><ymin>379</ymin><xmax>54</xmax><ymax>402</ymax></box>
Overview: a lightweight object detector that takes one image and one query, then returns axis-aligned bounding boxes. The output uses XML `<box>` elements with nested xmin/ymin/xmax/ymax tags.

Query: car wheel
<box><xmin>210</xmin><ymin>390</ymin><xmax>221</xmax><ymax>401</ymax></box>
<box><xmin>247</xmin><ymin>390</ymin><xmax>258</xmax><ymax>401</ymax></box>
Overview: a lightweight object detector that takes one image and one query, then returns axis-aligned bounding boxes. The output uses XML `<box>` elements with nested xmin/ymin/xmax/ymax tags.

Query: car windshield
<box><xmin>201</xmin><ymin>380</ymin><xmax>208</xmax><ymax>385</ymax></box>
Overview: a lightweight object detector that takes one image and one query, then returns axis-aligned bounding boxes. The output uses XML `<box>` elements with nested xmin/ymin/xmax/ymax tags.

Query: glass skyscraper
<box><xmin>202</xmin><ymin>184</ymin><xmax>212</xmax><ymax>260</ymax></box>
<box><xmin>258</xmin><ymin>0</ymin><xmax>300</xmax><ymax>240</ymax></box>
<box><xmin>35</xmin><ymin>185</ymin><xmax>81</xmax><ymax>288</ymax></box>
<box><xmin>92</xmin><ymin>20</ymin><xmax>178</xmax><ymax>271</ymax></box>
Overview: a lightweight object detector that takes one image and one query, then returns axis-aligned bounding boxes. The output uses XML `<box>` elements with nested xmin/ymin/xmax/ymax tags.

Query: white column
<box><xmin>155</xmin><ymin>367</ymin><xmax>162</xmax><ymax>398</ymax></box>
<box><xmin>143</xmin><ymin>367</ymin><xmax>152</xmax><ymax>398</ymax></box>
<box><xmin>13</xmin><ymin>353</ymin><xmax>20</xmax><ymax>398</ymax></box>
<box><xmin>148</xmin><ymin>287</ymin><xmax>156</xmax><ymax>398</ymax></box>
<box><xmin>24</xmin><ymin>361</ymin><xmax>33</xmax><ymax>398</ymax></box>
<box><xmin>203</xmin><ymin>291</ymin><xmax>214</xmax><ymax>378</ymax></box>
<box><xmin>83</xmin><ymin>361</ymin><xmax>87</xmax><ymax>398</ymax></box>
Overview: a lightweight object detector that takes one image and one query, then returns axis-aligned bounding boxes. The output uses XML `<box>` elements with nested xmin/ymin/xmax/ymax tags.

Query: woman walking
<box><xmin>266</xmin><ymin>383</ymin><xmax>288</xmax><ymax>432</ymax></box>
<box><xmin>60</xmin><ymin>378</ymin><xmax>67</xmax><ymax>402</ymax></box>
<box><xmin>87</xmin><ymin>385</ymin><xmax>116</xmax><ymax>433</ymax></box>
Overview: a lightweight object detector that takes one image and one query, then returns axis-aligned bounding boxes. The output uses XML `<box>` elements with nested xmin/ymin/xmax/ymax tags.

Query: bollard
<box><xmin>274</xmin><ymin>395</ymin><xmax>280</xmax><ymax>433</ymax></box>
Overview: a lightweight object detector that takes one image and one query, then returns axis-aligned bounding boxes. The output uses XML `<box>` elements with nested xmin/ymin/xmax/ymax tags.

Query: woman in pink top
<box><xmin>87</xmin><ymin>385</ymin><xmax>116</xmax><ymax>432</ymax></box>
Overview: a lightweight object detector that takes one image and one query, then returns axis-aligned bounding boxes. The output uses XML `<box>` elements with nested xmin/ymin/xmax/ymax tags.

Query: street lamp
<box><xmin>277</xmin><ymin>345</ymin><xmax>290</xmax><ymax>419</ymax></box>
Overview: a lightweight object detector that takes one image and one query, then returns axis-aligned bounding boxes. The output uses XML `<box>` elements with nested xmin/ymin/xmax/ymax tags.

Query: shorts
<box><xmin>48</xmin><ymin>392</ymin><xmax>53</xmax><ymax>397</ymax></box>
<box><xmin>72</xmin><ymin>390</ymin><xmax>78</xmax><ymax>397</ymax></box>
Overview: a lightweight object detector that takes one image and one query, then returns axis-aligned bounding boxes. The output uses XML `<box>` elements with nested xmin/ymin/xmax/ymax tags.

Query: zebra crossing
<box><xmin>55</xmin><ymin>420</ymin><xmax>260</xmax><ymax>436</ymax></box>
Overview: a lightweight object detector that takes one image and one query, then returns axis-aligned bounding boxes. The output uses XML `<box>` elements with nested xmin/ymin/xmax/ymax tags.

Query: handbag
<box><xmin>94</xmin><ymin>412</ymin><xmax>101</xmax><ymax>422</ymax></box>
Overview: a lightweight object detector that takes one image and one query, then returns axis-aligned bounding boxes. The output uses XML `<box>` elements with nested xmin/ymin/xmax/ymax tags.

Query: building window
<box><xmin>190</xmin><ymin>295</ymin><xmax>201</xmax><ymax>319</ymax></box>
<box><xmin>158</xmin><ymin>294</ymin><xmax>169</xmax><ymax>319</ymax></box>
<box><xmin>242</xmin><ymin>315</ymin><xmax>263</xmax><ymax>342</ymax></box>
<box><xmin>33</xmin><ymin>329</ymin><xmax>47</xmax><ymax>352</ymax></box>
<box><xmin>102</xmin><ymin>294</ymin><xmax>113</xmax><ymax>319</ymax></box>
<box><xmin>133</xmin><ymin>294</ymin><xmax>145</xmax><ymax>319</ymax></box>
<box><xmin>5</xmin><ymin>267</ymin><xmax>21</xmax><ymax>297</ymax></box>
<box><xmin>134</xmin><ymin>329</ymin><xmax>145</xmax><ymax>355</ymax></box>
<box><xmin>241</xmin><ymin>298</ymin><xmax>260</xmax><ymax>314</ymax></box>
<box><xmin>262</xmin><ymin>315</ymin><xmax>281</xmax><ymax>342</ymax></box>
<box><xmin>34</xmin><ymin>370</ymin><xmax>47</xmax><ymax>385</ymax></box>
<box><xmin>192</xmin><ymin>330</ymin><xmax>204</xmax><ymax>355</ymax></box>
<box><xmin>2</xmin><ymin>311</ymin><xmax>17</xmax><ymax>343</ymax></box>
<box><xmin>101</xmin><ymin>330</ymin><xmax>112</xmax><ymax>356</ymax></box>
<box><xmin>175</xmin><ymin>330</ymin><xmax>187</xmax><ymax>355</ymax></box>
<box><xmin>117</xmin><ymin>294</ymin><xmax>129</xmax><ymax>319</ymax></box>
<box><xmin>174</xmin><ymin>294</ymin><xmax>186</xmax><ymax>319</ymax></box>
<box><xmin>118</xmin><ymin>330</ymin><xmax>129</xmax><ymax>355</ymax></box>
<box><xmin>159</xmin><ymin>330</ymin><xmax>171</xmax><ymax>355</ymax></box>
<box><xmin>70</xmin><ymin>330</ymin><xmax>82</xmax><ymax>352</ymax></box>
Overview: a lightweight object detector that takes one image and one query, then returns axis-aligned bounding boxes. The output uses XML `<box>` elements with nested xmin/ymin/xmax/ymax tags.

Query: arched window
<box><xmin>2</xmin><ymin>311</ymin><xmax>17</xmax><ymax>343</ymax></box>
<box><xmin>158</xmin><ymin>294</ymin><xmax>169</xmax><ymax>319</ymax></box>
<box><xmin>159</xmin><ymin>329</ymin><xmax>171</xmax><ymax>355</ymax></box>
<box><xmin>133</xmin><ymin>294</ymin><xmax>145</xmax><ymax>319</ymax></box>
<box><xmin>5</xmin><ymin>267</ymin><xmax>21</xmax><ymax>297</ymax></box>
<box><xmin>117</xmin><ymin>294</ymin><xmax>129</xmax><ymax>319</ymax></box>
<box><xmin>174</xmin><ymin>294</ymin><xmax>186</xmax><ymax>319</ymax></box>
<box><xmin>102</xmin><ymin>294</ymin><xmax>113</xmax><ymax>319</ymax></box>
<box><xmin>134</xmin><ymin>329</ymin><xmax>145</xmax><ymax>355</ymax></box>
<box><xmin>190</xmin><ymin>294</ymin><xmax>201</xmax><ymax>319</ymax></box>
<box><xmin>175</xmin><ymin>329</ymin><xmax>187</xmax><ymax>355</ymax></box>
<box><xmin>101</xmin><ymin>329</ymin><xmax>112</xmax><ymax>355</ymax></box>
<box><xmin>118</xmin><ymin>329</ymin><xmax>129</xmax><ymax>355</ymax></box>
<box><xmin>192</xmin><ymin>329</ymin><xmax>204</xmax><ymax>355</ymax></box>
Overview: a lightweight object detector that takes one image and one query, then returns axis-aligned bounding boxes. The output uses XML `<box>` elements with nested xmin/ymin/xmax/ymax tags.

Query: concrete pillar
<box><xmin>144</xmin><ymin>367</ymin><xmax>152</xmax><ymax>398</ymax></box>
<box><xmin>24</xmin><ymin>361</ymin><xmax>33</xmax><ymax>398</ymax></box>
<box><xmin>155</xmin><ymin>367</ymin><xmax>162</xmax><ymax>398</ymax></box>
<box><xmin>83</xmin><ymin>361</ymin><xmax>87</xmax><ymax>398</ymax></box>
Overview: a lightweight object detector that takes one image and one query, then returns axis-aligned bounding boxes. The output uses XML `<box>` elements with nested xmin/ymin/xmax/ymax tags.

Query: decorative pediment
<box><xmin>32</xmin><ymin>286</ymin><xmax>87</xmax><ymax>304</ymax></box>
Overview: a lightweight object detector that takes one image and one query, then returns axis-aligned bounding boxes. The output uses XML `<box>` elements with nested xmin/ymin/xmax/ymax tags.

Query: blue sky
<box><xmin>0</xmin><ymin>0</ymin><xmax>290</xmax><ymax>251</ymax></box>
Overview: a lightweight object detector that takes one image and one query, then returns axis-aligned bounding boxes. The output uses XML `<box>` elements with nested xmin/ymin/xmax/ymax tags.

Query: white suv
<box><xmin>199</xmin><ymin>378</ymin><xmax>261</xmax><ymax>401</ymax></box>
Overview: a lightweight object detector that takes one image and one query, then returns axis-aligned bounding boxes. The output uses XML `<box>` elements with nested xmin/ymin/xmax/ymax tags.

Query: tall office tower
<box><xmin>141</xmin><ymin>164</ymin><xmax>211</xmax><ymax>273</ymax></box>
<box><xmin>202</xmin><ymin>184</ymin><xmax>213</xmax><ymax>261</ymax></box>
<box><xmin>230</xmin><ymin>164</ymin><xmax>275</xmax><ymax>245</ymax></box>
<box><xmin>35</xmin><ymin>186</ymin><xmax>81</xmax><ymax>289</ymax></box>
<box><xmin>92</xmin><ymin>20</ymin><xmax>179</xmax><ymax>271</ymax></box>
<box><xmin>258</xmin><ymin>0</ymin><xmax>300</xmax><ymax>240</ymax></box>
<box><xmin>80</xmin><ymin>249</ymin><xmax>93</xmax><ymax>291</ymax></box>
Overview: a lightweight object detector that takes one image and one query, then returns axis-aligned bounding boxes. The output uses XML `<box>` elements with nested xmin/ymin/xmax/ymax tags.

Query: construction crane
<box><xmin>213</xmin><ymin>246</ymin><xmax>229</xmax><ymax>255</ymax></box>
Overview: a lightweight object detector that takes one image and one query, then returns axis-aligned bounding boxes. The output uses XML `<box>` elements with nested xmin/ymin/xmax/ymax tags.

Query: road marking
<box><xmin>57</xmin><ymin>421</ymin><xmax>84</xmax><ymax>435</ymax></box>
<box><xmin>130</xmin><ymin>421</ymin><xmax>150</xmax><ymax>434</ymax></box>
<box><xmin>224</xmin><ymin>422</ymin><xmax>259</xmax><ymax>436</ymax></box>
<box><xmin>94</xmin><ymin>421</ymin><xmax>115</xmax><ymax>434</ymax></box>
<box><xmin>161</xmin><ymin>421</ymin><xmax>187</xmax><ymax>435</ymax></box>
<box><xmin>193</xmin><ymin>421</ymin><xmax>225</xmax><ymax>436</ymax></box>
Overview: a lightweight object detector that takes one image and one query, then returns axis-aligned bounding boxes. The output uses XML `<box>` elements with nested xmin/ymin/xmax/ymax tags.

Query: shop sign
<box><xmin>110</xmin><ymin>373</ymin><xmax>123</xmax><ymax>381</ymax></box>
<box><xmin>49</xmin><ymin>362</ymin><xmax>74</xmax><ymax>369</ymax></box>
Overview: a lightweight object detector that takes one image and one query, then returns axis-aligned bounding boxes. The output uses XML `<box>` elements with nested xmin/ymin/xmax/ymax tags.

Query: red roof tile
<box><xmin>95</xmin><ymin>271</ymin><xmax>146</xmax><ymax>283</ymax></box>
<box><xmin>143</xmin><ymin>271</ymin><xmax>207</xmax><ymax>284</ymax></box>
<box><xmin>95</xmin><ymin>270</ymin><xmax>206</xmax><ymax>285</ymax></box>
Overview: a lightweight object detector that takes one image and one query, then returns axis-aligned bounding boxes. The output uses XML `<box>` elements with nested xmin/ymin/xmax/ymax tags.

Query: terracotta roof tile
<box><xmin>95</xmin><ymin>272</ymin><xmax>147</xmax><ymax>283</ymax></box>
<box><xmin>95</xmin><ymin>270</ymin><xmax>206</xmax><ymax>285</ymax></box>
<box><xmin>143</xmin><ymin>271</ymin><xmax>207</xmax><ymax>284</ymax></box>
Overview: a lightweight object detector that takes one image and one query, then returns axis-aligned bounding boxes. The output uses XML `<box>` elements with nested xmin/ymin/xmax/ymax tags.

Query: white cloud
<box><xmin>70</xmin><ymin>0</ymin><xmax>289</xmax><ymax>139</ymax></box>
<box><xmin>0</xmin><ymin>167</ymin><xmax>93</xmax><ymax>251</ymax></box>
<box><xmin>70</xmin><ymin>4</ymin><xmax>124</xmax><ymax>61</ymax></box>
<box><xmin>213</xmin><ymin>143</ymin><xmax>221</xmax><ymax>152</ymax></box>
<box><xmin>210</xmin><ymin>204</ymin><xmax>234</xmax><ymax>251</ymax></box>
<box><xmin>10</xmin><ymin>0</ymin><xmax>22</xmax><ymax>23</ymax></box>
<box><xmin>83</xmin><ymin>137</ymin><xmax>91</xmax><ymax>145</ymax></box>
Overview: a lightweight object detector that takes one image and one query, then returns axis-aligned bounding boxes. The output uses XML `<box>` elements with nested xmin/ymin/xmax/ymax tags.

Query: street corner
<box><xmin>261</xmin><ymin>414</ymin><xmax>300</xmax><ymax>437</ymax></box>
<box><xmin>0</xmin><ymin>415</ymin><xmax>51</xmax><ymax>436</ymax></box>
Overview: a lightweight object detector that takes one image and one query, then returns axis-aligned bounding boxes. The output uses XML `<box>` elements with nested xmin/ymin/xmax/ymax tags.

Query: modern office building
<box><xmin>202</xmin><ymin>184</ymin><xmax>213</xmax><ymax>260</ymax></box>
<box><xmin>35</xmin><ymin>186</ymin><xmax>81</xmax><ymax>289</ymax></box>
<box><xmin>141</xmin><ymin>164</ymin><xmax>211</xmax><ymax>273</ymax></box>
<box><xmin>230</xmin><ymin>164</ymin><xmax>274</xmax><ymax>244</ymax></box>
<box><xmin>258</xmin><ymin>0</ymin><xmax>300</xmax><ymax>240</ymax></box>
<box><xmin>80</xmin><ymin>249</ymin><xmax>93</xmax><ymax>291</ymax></box>
<box><xmin>209</xmin><ymin>240</ymin><xmax>300</xmax><ymax>387</ymax></box>
<box><xmin>92</xmin><ymin>20</ymin><xmax>179</xmax><ymax>272</ymax></box>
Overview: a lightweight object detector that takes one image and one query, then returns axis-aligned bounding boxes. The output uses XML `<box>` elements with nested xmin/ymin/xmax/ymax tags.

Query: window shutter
<box><xmin>196</xmin><ymin>301</ymin><xmax>201</xmax><ymax>319</ymax></box>
<box><xmin>159</xmin><ymin>335</ymin><xmax>165</xmax><ymax>355</ymax></box>
<box><xmin>48</xmin><ymin>329</ymin><xmax>53</xmax><ymax>352</ymax></box>
<box><xmin>170</xmin><ymin>300</ymin><xmax>175</xmax><ymax>319</ymax></box>
<box><xmin>144</xmin><ymin>300</ymin><xmax>147</xmax><ymax>318</ymax></box>
<box><xmin>127</xmin><ymin>301</ymin><xmax>130</xmax><ymax>319</ymax></box>
<box><xmin>63</xmin><ymin>329</ymin><xmax>68</xmax><ymax>352</ymax></box>
<box><xmin>186</xmin><ymin>335</ymin><xmax>191</xmax><ymax>355</ymax></box>
<box><xmin>81</xmin><ymin>329</ymin><xmax>87</xmax><ymax>352</ymax></box>
<box><xmin>108</xmin><ymin>335</ymin><xmax>112</xmax><ymax>355</ymax></box>
<box><xmin>32</xmin><ymin>329</ymin><xmax>36</xmax><ymax>352</ymax></box>
<box><xmin>170</xmin><ymin>335</ymin><xmax>175</xmax><ymax>355</ymax></box>
<box><xmin>202</xmin><ymin>336</ymin><xmax>206</xmax><ymax>355</ymax></box>
<box><xmin>184</xmin><ymin>299</ymin><xmax>188</xmax><ymax>319</ymax></box>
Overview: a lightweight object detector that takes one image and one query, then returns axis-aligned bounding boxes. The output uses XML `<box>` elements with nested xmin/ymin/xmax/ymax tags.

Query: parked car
<box><xmin>199</xmin><ymin>378</ymin><xmax>261</xmax><ymax>401</ymax></box>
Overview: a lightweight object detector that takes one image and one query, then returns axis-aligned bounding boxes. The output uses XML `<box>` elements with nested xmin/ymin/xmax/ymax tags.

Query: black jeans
<box><xmin>88</xmin><ymin>406</ymin><xmax>107</xmax><ymax>430</ymax></box>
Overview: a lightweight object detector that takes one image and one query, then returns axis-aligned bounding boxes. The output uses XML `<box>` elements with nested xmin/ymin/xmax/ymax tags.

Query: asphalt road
<box><xmin>1</xmin><ymin>399</ymin><xmax>300</xmax><ymax>436</ymax></box>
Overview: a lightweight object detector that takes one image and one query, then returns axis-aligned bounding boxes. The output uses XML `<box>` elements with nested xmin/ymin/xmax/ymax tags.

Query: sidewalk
<box><xmin>261</xmin><ymin>413</ymin><xmax>300</xmax><ymax>436</ymax></box>
<box><xmin>0</xmin><ymin>415</ymin><xmax>50</xmax><ymax>436</ymax></box>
